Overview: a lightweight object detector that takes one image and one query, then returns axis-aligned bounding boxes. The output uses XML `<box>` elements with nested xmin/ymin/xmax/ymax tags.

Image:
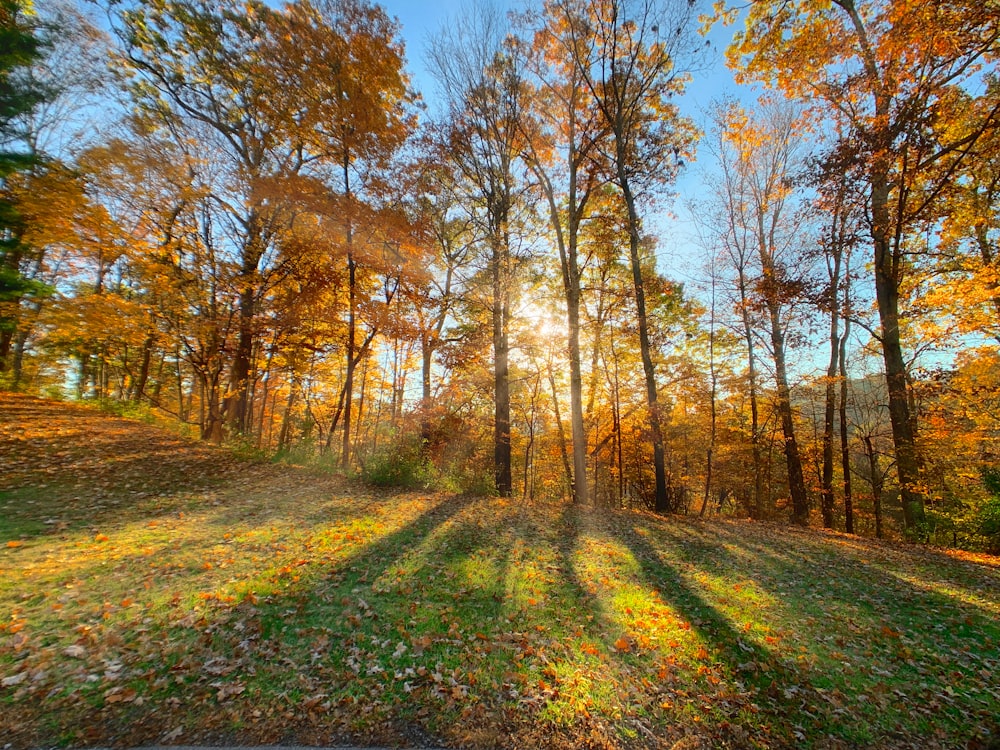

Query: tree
<box><xmin>521</xmin><ymin>0</ymin><xmax>611</xmax><ymax>504</ymax></box>
<box><xmin>0</xmin><ymin>0</ymin><xmax>47</xmax><ymax>379</ymax></box>
<box><xmin>429</xmin><ymin>4</ymin><xmax>530</xmax><ymax>497</ymax></box>
<box><xmin>114</xmin><ymin>0</ymin><xmax>415</xmax><ymax>451</ymax></box>
<box><xmin>1</xmin><ymin>2</ymin><xmax>110</xmax><ymax>387</ymax></box>
<box><xmin>259</xmin><ymin>0</ymin><xmax>416</xmax><ymax>469</ymax></box>
<box><xmin>726</xmin><ymin>0</ymin><xmax>1000</xmax><ymax>532</ymax></box>
<box><xmin>115</xmin><ymin>0</ymin><xmax>296</xmax><ymax>436</ymax></box>
<box><xmin>721</xmin><ymin>101</ymin><xmax>813</xmax><ymax>525</ymax></box>
<box><xmin>811</xmin><ymin>153</ymin><xmax>863</xmax><ymax>532</ymax></box>
<box><xmin>576</xmin><ymin>0</ymin><xmax>699</xmax><ymax>513</ymax></box>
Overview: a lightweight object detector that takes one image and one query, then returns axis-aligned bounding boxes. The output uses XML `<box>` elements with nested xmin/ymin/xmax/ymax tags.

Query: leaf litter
<box><xmin>1</xmin><ymin>393</ymin><xmax>999</xmax><ymax>749</ymax></box>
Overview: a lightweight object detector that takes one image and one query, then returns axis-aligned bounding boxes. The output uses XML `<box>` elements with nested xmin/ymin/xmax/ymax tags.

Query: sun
<box><xmin>518</xmin><ymin>298</ymin><xmax>568</xmax><ymax>344</ymax></box>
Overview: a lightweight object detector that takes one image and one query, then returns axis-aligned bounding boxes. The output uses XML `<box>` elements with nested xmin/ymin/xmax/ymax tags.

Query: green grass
<box><xmin>1</xmin><ymin>393</ymin><xmax>999</xmax><ymax>748</ymax></box>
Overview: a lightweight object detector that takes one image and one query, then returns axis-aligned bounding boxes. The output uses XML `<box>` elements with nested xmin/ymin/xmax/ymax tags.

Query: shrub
<box><xmin>360</xmin><ymin>436</ymin><xmax>436</xmax><ymax>490</ymax></box>
<box><xmin>975</xmin><ymin>468</ymin><xmax>1000</xmax><ymax>553</ymax></box>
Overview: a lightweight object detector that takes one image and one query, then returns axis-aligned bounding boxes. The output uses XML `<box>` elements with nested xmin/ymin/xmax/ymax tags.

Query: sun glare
<box><xmin>519</xmin><ymin>299</ymin><xmax>568</xmax><ymax>345</ymax></box>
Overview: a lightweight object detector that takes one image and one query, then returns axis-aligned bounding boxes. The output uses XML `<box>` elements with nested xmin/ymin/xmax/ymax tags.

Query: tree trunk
<box><xmin>770</xmin><ymin>314</ymin><xmax>809</xmax><ymax>524</ymax></box>
<box><xmin>341</xmin><ymin>155</ymin><xmax>357</xmax><ymax>472</ymax></box>
<box><xmin>0</xmin><ymin>327</ymin><xmax>13</xmax><ymax>372</ymax></box>
<box><xmin>617</xmin><ymin>157</ymin><xmax>668</xmax><ymax>513</ymax></box>
<box><xmin>871</xmin><ymin>168</ymin><xmax>925</xmax><ymax>532</ymax></box>
<box><xmin>278</xmin><ymin>381</ymin><xmax>296</xmax><ymax>452</ymax></box>
<box><xmin>821</xmin><ymin>255</ymin><xmax>842</xmax><ymax>529</ymax></box>
<box><xmin>839</xmin><ymin>315</ymin><xmax>854</xmax><ymax>534</ymax></box>
<box><xmin>492</xmin><ymin>232</ymin><xmax>512</xmax><ymax>497</ymax></box>
<box><xmin>226</xmin><ymin>281</ymin><xmax>256</xmax><ymax>433</ymax></box>
<box><xmin>420</xmin><ymin>333</ymin><xmax>433</xmax><ymax>448</ymax></box>
<box><xmin>131</xmin><ymin>329</ymin><xmax>156</xmax><ymax>403</ymax></box>
<box><xmin>534</xmin><ymin>153</ymin><xmax>589</xmax><ymax>504</ymax></box>
<box><xmin>736</xmin><ymin>267</ymin><xmax>765</xmax><ymax>519</ymax></box>
<box><xmin>863</xmin><ymin>434</ymin><xmax>884</xmax><ymax>539</ymax></box>
<box><xmin>701</xmin><ymin>277</ymin><xmax>718</xmax><ymax>518</ymax></box>
<box><xmin>566</xmin><ymin>246</ymin><xmax>588</xmax><ymax>505</ymax></box>
<box><xmin>547</xmin><ymin>355</ymin><xmax>573</xmax><ymax>499</ymax></box>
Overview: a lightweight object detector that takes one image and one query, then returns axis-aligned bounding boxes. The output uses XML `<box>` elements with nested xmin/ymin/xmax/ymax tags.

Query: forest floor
<box><xmin>1</xmin><ymin>392</ymin><xmax>999</xmax><ymax>750</ymax></box>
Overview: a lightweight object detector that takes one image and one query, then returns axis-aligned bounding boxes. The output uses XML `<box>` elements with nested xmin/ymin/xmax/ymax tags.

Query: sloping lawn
<box><xmin>1</xmin><ymin>393</ymin><xmax>998</xmax><ymax>749</ymax></box>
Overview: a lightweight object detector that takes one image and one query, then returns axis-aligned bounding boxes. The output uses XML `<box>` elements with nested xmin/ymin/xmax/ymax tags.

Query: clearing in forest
<box><xmin>0</xmin><ymin>393</ymin><xmax>998</xmax><ymax>749</ymax></box>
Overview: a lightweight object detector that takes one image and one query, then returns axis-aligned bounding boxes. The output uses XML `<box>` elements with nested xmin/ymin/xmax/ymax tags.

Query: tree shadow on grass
<box><xmin>195</xmin><ymin>492</ymin><xmax>527</xmax><ymax>746</ymax></box>
<box><xmin>626</xmin><ymin>515</ymin><xmax>1000</xmax><ymax>749</ymax></box>
<box><xmin>0</xmin><ymin>492</ymin><xmax>477</xmax><ymax>748</ymax></box>
<box><xmin>584</xmin><ymin>512</ymin><xmax>806</xmax><ymax>749</ymax></box>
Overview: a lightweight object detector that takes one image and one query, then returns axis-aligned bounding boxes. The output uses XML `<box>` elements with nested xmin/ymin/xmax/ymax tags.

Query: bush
<box><xmin>975</xmin><ymin>468</ymin><xmax>1000</xmax><ymax>553</ymax></box>
<box><xmin>97</xmin><ymin>398</ymin><xmax>156</xmax><ymax>423</ymax></box>
<box><xmin>272</xmin><ymin>441</ymin><xmax>342</xmax><ymax>474</ymax></box>
<box><xmin>360</xmin><ymin>436</ymin><xmax>436</xmax><ymax>490</ymax></box>
<box><xmin>977</xmin><ymin>496</ymin><xmax>1000</xmax><ymax>553</ymax></box>
<box><xmin>226</xmin><ymin>435</ymin><xmax>269</xmax><ymax>463</ymax></box>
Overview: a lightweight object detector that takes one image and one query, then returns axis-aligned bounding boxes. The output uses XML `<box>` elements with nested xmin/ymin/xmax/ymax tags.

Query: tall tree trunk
<box><xmin>341</xmin><ymin>158</ymin><xmax>357</xmax><ymax>471</ymax></box>
<box><xmin>616</xmin><ymin>157</ymin><xmax>668</xmax><ymax>513</ymax></box>
<box><xmin>227</xmin><ymin>278</ymin><xmax>257</xmax><ymax>433</ymax></box>
<box><xmin>863</xmin><ymin>434</ymin><xmax>884</xmax><ymax>539</ymax></box>
<box><xmin>821</xmin><ymin>253</ymin><xmax>843</xmax><ymax>529</ymax></box>
<box><xmin>420</xmin><ymin>333</ymin><xmax>433</xmax><ymax>447</ymax></box>
<box><xmin>278</xmin><ymin>380</ymin><xmax>296</xmax><ymax>452</ymax></box>
<box><xmin>533</xmin><ymin>147</ymin><xmax>590</xmax><ymax>504</ymax></box>
<box><xmin>0</xmin><ymin>328</ymin><xmax>13</xmax><ymax>372</ymax></box>
<box><xmin>839</xmin><ymin>315</ymin><xmax>854</xmax><ymax>534</ymax></box>
<box><xmin>522</xmin><ymin>373</ymin><xmax>539</xmax><ymax>500</ymax></box>
<box><xmin>736</xmin><ymin>268</ymin><xmax>765</xmax><ymax>519</ymax></box>
<box><xmin>0</xmin><ymin>244</ymin><xmax>25</xmax><ymax>373</ymax></box>
<box><xmin>131</xmin><ymin>329</ymin><xmax>156</xmax><ymax>403</ymax></box>
<box><xmin>565</xmin><ymin>241</ymin><xmax>588</xmax><ymax>505</ymax></box>
<box><xmin>768</xmin><ymin>309</ymin><xmax>809</xmax><ymax>525</ymax></box>
<box><xmin>547</xmin><ymin>354</ymin><xmax>573</xmax><ymax>499</ymax></box>
<box><xmin>871</xmin><ymin>170</ymin><xmax>925</xmax><ymax>531</ymax></box>
<box><xmin>493</xmin><ymin>237</ymin><xmax>512</xmax><ymax>497</ymax></box>
<box><xmin>701</xmin><ymin>275</ymin><xmax>718</xmax><ymax>518</ymax></box>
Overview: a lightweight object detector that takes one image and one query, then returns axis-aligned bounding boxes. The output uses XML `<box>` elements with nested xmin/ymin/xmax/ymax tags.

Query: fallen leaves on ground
<box><xmin>1</xmin><ymin>393</ymin><xmax>999</xmax><ymax>750</ymax></box>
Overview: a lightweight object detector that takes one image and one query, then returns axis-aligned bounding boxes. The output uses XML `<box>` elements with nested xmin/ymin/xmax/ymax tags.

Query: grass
<box><xmin>1</xmin><ymin>392</ymin><xmax>999</xmax><ymax>749</ymax></box>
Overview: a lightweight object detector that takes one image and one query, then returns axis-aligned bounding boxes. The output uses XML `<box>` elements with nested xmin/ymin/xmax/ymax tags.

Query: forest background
<box><xmin>2</xmin><ymin>0</ymin><xmax>1000</xmax><ymax>551</ymax></box>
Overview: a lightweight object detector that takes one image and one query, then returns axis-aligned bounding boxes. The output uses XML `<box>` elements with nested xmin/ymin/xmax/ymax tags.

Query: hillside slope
<box><xmin>1</xmin><ymin>394</ymin><xmax>998</xmax><ymax>749</ymax></box>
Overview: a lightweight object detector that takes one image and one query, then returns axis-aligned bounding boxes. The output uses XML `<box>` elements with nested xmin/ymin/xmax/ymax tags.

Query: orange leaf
<box><xmin>614</xmin><ymin>636</ymin><xmax>632</xmax><ymax>653</ymax></box>
<box><xmin>94</xmin><ymin>534</ymin><xmax>109</xmax><ymax>543</ymax></box>
<box><xmin>6</xmin><ymin>540</ymin><xmax>24</xmax><ymax>548</ymax></box>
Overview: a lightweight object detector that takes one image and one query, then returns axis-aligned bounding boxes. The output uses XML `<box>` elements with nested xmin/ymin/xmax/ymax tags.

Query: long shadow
<box><xmin>598</xmin><ymin>513</ymin><xmax>805</xmax><ymax>749</ymax></box>
<box><xmin>220</xmin><ymin>492</ymin><xmax>524</xmax><ymax>746</ymax></box>
<box><xmin>626</xmin><ymin>515</ymin><xmax>1000</xmax><ymax>748</ymax></box>
<box><xmin>1</xmin><ymin>491</ymin><xmax>477</xmax><ymax>748</ymax></box>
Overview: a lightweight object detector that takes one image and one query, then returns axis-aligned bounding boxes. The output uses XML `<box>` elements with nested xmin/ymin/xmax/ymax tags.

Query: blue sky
<box><xmin>379</xmin><ymin>0</ymin><xmax>752</xmax><ymax>285</ymax></box>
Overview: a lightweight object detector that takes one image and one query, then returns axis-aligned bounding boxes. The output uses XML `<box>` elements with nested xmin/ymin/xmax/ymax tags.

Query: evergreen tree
<box><xmin>0</xmin><ymin>0</ymin><xmax>47</xmax><ymax>373</ymax></box>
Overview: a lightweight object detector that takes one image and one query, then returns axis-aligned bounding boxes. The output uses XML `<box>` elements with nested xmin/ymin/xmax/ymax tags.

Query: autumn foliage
<box><xmin>3</xmin><ymin>0</ymin><xmax>1000</xmax><ymax>547</ymax></box>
